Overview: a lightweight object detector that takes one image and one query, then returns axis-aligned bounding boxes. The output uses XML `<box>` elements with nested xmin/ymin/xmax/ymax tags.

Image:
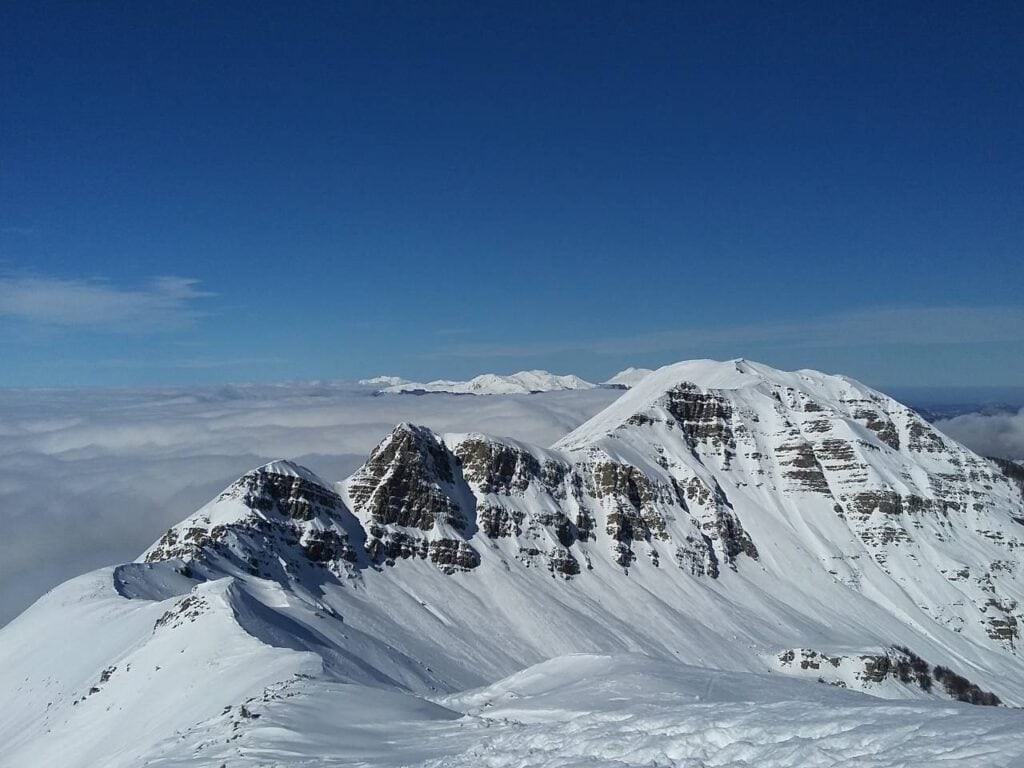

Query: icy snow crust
<box><xmin>3</xmin><ymin>359</ymin><xmax>1024</xmax><ymax>766</ymax></box>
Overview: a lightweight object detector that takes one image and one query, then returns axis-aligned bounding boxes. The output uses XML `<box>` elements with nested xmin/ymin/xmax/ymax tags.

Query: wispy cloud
<box><xmin>425</xmin><ymin>306</ymin><xmax>1024</xmax><ymax>359</ymax></box>
<box><xmin>936</xmin><ymin>408</ymin><xmax>1024</xmax><ymax>460</ymax></box>
<box><xmin>0</xmin><ymin>275</ymin><xmax>212</xmax><ymax>331</ymax></box>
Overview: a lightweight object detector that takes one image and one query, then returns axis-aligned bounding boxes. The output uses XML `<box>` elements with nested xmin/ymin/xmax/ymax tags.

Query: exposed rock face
<box><xmin>850</xmin><ymin>402</ymin><xmax>901</xmax><ymax>450</ymax></box>
<box><xmin>455</xmin><ymin>437</ymin><xmax>545</xmax><ymax>496</ymax></box>
<box><xmin>345</xmin><ymin>425</ymin><xmax>479</xmax><ymax>574</ymax></box>
<box><xmin>143</xmin><ymin>462</ymin><xmax>359</xmax><ymax>583</ymax></box>
<box><xmin>589</xmin><ymin>458</ymin><xmax>671</xmax><ymax>566</ymax></box>
<box><xmin>347</xmin><ymin>424</ymin><xmax>465</xmax><ymax>530</ymax></box>
<box><xmin>663</xmin><ymin>384</ymin><xmax>736</xmax><ymax>455</ymax></box>
<box><xmin>777</xmin><ymin>438</ymin><xmax>831</xmax><ymax>493</ymax></box>
<box><xmin>775</xmin><ymin>645</ymin><xmax>1002</xmax><ymax>706</ymax></box>
<box><xmin>449</xmin><ymin>434</ymin><xmax>587</xmax><ymax>577</ymax></box>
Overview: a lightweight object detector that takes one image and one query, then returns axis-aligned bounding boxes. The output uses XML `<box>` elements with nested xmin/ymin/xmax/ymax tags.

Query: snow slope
<box><xmin>3</xmin><ymin>359</ymin><xmax>1024</xmax><ymax>766</ymax></box>
<box><xmin>602</xmin><ymin>366</ymin><xmax>654</xmax><ymax>388</ymax></box>
<box><xmin>381</xmin><ymin>370</ymin><xmax>597</xmax><ymax>395</ymax></box>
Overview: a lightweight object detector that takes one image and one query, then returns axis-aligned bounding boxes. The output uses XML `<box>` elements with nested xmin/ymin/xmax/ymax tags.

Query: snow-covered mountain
<box><xmin>358</xmin><ymin>375</ymin><xmax>410</xmax><ymax>386</ymax></box>
<box><xmin>4</xmin><ymin>359</ymin><xmax>1024</xmax><ymax>766</ymax></box>
<box><xmin>602</xmin><ymin>366</ymin><xmax>654</xmax><ymax>388</ymax></box>
<box><xmin>380</xmin><ymin>369</ymin><xmax>597</xmax><ymax>395</ymax></box>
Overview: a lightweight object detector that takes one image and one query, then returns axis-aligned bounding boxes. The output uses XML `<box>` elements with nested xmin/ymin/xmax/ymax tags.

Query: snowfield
<box><xmin>137</xmin><ymin>657</ymin><xmax>1024</xmax><ymax>766</ymax></box>
<box><xmin>2</xmin><ymin>359</ymin><xmax>1024</xmax><ymax>767</ymax></box>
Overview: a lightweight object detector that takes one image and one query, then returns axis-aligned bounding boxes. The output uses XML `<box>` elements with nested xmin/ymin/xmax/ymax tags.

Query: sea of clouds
<box><xmin>0</xmin><ymin>383</ymin><xmax>620</xmax><ymax>627</ymax></box>
<box><xmin>934</xmin><ymin>408</ymin><xmax>1024</xmax><ymax>465</ymax></box>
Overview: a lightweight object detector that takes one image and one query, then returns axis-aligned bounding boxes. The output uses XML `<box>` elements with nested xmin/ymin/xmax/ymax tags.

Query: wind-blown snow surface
<box><xmin>4</xmin><ymin>359</ymin><xmax>1024</xmax><ymax>767</ymax></box>
<box><xmin>381</xmin><ymin>370</ymin><xmax>597</xmax><ymax>395</ymax></box>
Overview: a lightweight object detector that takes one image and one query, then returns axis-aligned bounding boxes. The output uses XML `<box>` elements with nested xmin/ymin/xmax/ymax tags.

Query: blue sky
<box><xmin>1</xmin><ymin>1</ymin><xmax>1022</xmax><ymax>388</ymax></box>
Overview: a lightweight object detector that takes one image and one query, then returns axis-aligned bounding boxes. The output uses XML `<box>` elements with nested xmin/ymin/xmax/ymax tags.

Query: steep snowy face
<box><xmin>445</xmin><ymin>433</ymin><xmax>589</xmax><ymax>575</ymax></box>
<box><xmin>602</xmin><ymin>367</ymin><xmax>654</xmax><ymax>389</ymax></box>
<box><xmin>558</xmin><ymin>359</ymin><xmax>1024</xmax><ymax>653</ymax></box>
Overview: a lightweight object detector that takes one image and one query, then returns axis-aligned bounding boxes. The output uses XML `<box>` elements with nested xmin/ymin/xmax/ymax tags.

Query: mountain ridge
<box><xmin>3</xmin><ymin>358</ymin><xmax>1024</xmax><ymax>766</ymax></box>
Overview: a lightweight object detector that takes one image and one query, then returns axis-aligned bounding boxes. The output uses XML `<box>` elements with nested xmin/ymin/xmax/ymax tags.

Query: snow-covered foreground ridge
<box><xmin>4</xmin><ymin>358</ymin><xmax>1024</xmax><ymax>767</ymax></box>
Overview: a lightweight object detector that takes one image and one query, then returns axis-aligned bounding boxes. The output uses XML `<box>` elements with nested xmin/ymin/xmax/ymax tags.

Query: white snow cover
<box><xmin>358</xmin><ymin>375</ymin><xmax>411</xmax><ymax>386</ymax></box>
<box><xmin>381</xmin><ymin>369</ymin><xmax>597</xmax><ymax>394</ymax></box>
<box><xmin>602</xmin><ymin>366</ymin><xmax>654</xmax><ymax>388</ymax></box>
<box><xmin>3</xmin><ymin>359</ymin><xmax>1024</xmax><ymax>766</ymax></box>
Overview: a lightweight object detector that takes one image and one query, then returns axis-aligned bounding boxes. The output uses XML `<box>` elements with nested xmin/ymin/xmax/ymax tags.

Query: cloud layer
<box><xmin>0</xmin><ymin>275</ymin><xmax>210</xmax><ymax>330</ymax></box>
<box><xmin>935</xmin><ymin>408</ymin><xmax>1024</xmax><ymax>462</ymax></box>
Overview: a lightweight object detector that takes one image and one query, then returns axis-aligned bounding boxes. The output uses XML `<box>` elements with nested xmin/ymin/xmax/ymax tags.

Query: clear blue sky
<box><xmin>1</xmin><ymin>1</ymin><xmax>1022</xmax><ymax>388</ymax></box>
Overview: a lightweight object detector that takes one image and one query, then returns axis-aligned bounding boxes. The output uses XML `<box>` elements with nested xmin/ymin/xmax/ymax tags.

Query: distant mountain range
<box><xmin>361</xmin><ymin>367</ymin><xmax>657</xmax><ymax>395</ymax></box>
<box><xmin>366</xmin><ymin>369</ymin><xmax>600</xmax><ymax>395</ymax></box>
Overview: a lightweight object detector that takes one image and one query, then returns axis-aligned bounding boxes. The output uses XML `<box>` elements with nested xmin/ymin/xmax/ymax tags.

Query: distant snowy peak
<box><xmin>602</xmin><ymin>367</ymin><xmax>654</xmax><ymax>389</ymax></box>
<box><xmin>380</xmin><ymin>370</ymin><xmax>597</xmax><ymax>395</ymax></box>
<box><xmin>358</xmin><ymin>375</ymin><xmax>410</xmax><ymax>386</ymax></box>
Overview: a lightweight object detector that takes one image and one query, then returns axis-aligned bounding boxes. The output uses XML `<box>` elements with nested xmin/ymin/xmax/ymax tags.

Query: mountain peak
<box><xmin>253</xmin><ymin>459</ymin><xmax>333</xmax><ymax>488</ymax></box>
<box><xmin>556</xmin><ymin>359</ymin><xmax>872</xmax><ymax>450</ymax></box>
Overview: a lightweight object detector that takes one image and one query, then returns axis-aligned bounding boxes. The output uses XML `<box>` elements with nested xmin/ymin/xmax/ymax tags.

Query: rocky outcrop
<box><xmin>777</xmin><ymin>439</ymin><xmax>831</xmax><ymax>493</ymax></box>
<box><xmin>776</xmin><ymin>645</ymin><xmax>1002</xmax><ymax>706</ymax></box>
<box><xmin>589</xmin><ymin>459</ymin><xmax>671</xmax><ymax>566</ymax></box>
<box><xmin>347</xmin><ymin>424</ymin><xmax>466</xmax><ymax>531</ymax></box>
<box><xmin>144</xmin><ymin>462</ymin><xmax>359</xmax><ymax>583</ymax></box>
<box><xmin>449</xmin><ymin>434</ymin><xmax>589</xmax><ymax>577</ymax></box>
<box><xmin>346</xmin><ymin>425</ymin><xmax>480</xmax><ymax>574</ymax></box>
<box><xmin>663</xmin><ymin>384</ymin><xmax>736</xmax><ymax>456</ymax></box>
